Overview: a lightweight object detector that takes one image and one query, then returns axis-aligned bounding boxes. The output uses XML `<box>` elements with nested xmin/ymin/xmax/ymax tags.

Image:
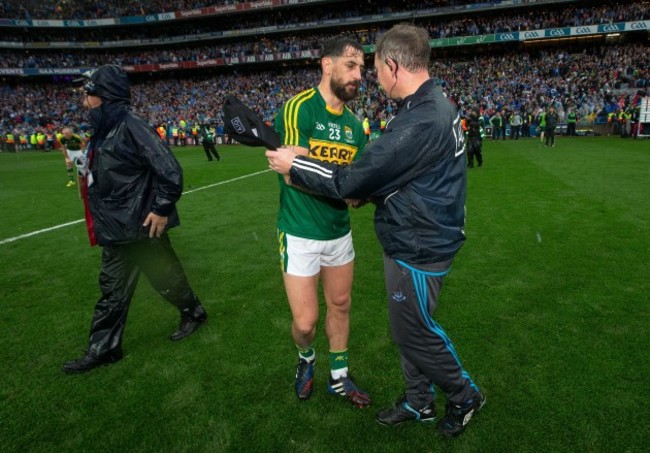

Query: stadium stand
<box><xmin>0</xmin><ymin>0</ymin><xmax>647</xmax><ymax>146</ymax></box>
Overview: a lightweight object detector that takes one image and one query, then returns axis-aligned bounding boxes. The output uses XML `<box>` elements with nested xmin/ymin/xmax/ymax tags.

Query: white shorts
<box><xmin>278</xmin><ymin>230</ymin><xmax>355</xmax><ymax>277</ymax></box>
<box><xmin>66</xmin><ymin>150</ymin><xmax>83</xmax><ymax>165</ymax></box>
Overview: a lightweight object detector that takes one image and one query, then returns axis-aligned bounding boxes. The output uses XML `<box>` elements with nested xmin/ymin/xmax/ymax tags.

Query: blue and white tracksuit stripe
<box><xmin>385</xmin><ymin>255</ymin><xmax>478</xmax><ymax>409</ymax></box>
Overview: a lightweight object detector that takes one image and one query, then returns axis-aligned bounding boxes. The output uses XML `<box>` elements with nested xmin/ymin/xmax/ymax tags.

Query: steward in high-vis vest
<box><xmin>5</xmin><ymin>132</ymin><xmax>16</xmax><ymax>152</ymax></box>
<box><xmin>37</xmin><ymin>132</ymin><xmax>46</xmax><ymax>149</ymax></box>
<box><xmin>363</xmin><ymin>117</ymin><xmax>370</xmax><ymax>139</ymax></box>
<box><xmin>566</xmin><ymin>110</ymin><xmax>577</xmax><ymax>136</ymax></box>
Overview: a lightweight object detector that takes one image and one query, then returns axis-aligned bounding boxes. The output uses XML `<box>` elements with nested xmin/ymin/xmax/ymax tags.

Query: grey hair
<box><xmin>375</xmin><ymin>23</ymin><xmax>431</xmax><ymax>72</ymax></box>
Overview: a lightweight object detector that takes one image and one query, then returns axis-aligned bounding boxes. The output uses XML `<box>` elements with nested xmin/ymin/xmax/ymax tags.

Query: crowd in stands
<box><xmin>0</xmin><ymin>0</ymin><xmax>647</xmax><ymax>142</ymax></box>
<box><xmin>0</xmin><ymin>1</ymin><xmax>647</xmax><ymax>68</ymax></box>
<box><xmin>0</xmin><ymin>0</ymin><xmax>499</xmax><ymax>20</ymax></box>
<box><xmin>0</xmin><ymin>0</ymin><xmax>650</xmax><ymax>46</ymax></box>
<box><xmin>1</xmin><ymin>42</ymin><xmax>647</xmax><ymax>143</ymax></box>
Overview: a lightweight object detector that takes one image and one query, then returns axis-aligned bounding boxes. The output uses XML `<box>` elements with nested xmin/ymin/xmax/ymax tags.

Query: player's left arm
<box><xmin>74</xmin><ymin>134</ymin><xmax>87</xmax><ymax>152</ymax></box>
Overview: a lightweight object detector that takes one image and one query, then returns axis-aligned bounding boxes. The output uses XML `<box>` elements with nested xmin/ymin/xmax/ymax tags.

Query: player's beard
<box><xmin>331</xmin><ymin>77</ymin><xmax>359</xmax><ymax>103</ymax></box>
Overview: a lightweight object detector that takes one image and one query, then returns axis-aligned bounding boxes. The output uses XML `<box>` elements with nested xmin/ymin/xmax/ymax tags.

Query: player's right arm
<box><xmin>59</xmin><ymin>140</ymin><xmax>69</xmax><ymax>159</ymax></box>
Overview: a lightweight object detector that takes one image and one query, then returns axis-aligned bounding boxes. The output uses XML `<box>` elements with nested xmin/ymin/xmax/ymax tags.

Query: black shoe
<box><xmin>376</xmin><ymin>396</ymin><xmax>436</xmax><ymax>426</ymax></box>
<box><xmin>170</xmin><ymin>304</ymin><xmax>207</xmax><ymax>341</ymax></box>
<box><xmin>438</xmin><ymin>392</ymin><xmax>485</xmax><ymax>437</ymax></box>
<box><xmin>62</xmin><ymin>351</ymin><xmax>123</xmax><ymax>374</ymax></box>
<box><xmin>295</xmin><ymin>358</ymin><xmax>315</xmax><ymax>401</ymax></box>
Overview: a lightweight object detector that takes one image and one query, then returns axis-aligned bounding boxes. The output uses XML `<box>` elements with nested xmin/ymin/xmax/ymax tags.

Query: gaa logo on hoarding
<box><xmin>499</xmin><ymin>33</ymin><xmax>515</xmax><ymax>40</ymax></box>
<box><xmin>603</xmin><ymin>24</ymin><xmax>622</xmax><ymax>32</ymax></box>
<box><xmin>231</xmin><ymin>117</ymin><xmax>246</xmax><ymax>135</ymax></box>
<box><xmin>549</xmin><ymin>29</ymin><xmax>566</xmax><ymax>36</ymax></box>
<box><xmin>523</xmin><ymin>31</ymin><xmax>542</xmax><ymax>38</ymax></box>
<box><xmin>630</xmin><ymin>22</ymin><xmax>647</xmax><ymax>29</ymax></box>
<box><xmin>576</xmin><ymin>27</ymin><xmax>592</xmax><ymax>34</ymax></box>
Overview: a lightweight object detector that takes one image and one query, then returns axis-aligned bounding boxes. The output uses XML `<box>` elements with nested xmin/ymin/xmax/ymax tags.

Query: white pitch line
<box><xmin>0</xmin><ymin>219</ymin><xmax>86</xmax><ymax>246</ymax></box>
<box><xmin>0</xmin><ymin>169</ymin><xmax>271</xmax><ymax>246</ymax></box>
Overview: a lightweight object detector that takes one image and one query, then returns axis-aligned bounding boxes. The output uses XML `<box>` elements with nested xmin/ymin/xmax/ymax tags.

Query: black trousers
<box><xmin>467</xmin><ymin>139</ymin><xmax>483</xmax><ymax>167</ymax></box>
<box><xmin>383</xmin><ymin>255</ymin><xmax>479</xmax><ymax>408</ymax></box>
<box><xmin>545</xmin><ymin>127</ymin><xmax>556</xmax><ymax>146</ymax></box>
<box><xmin>87</xmin><ymin>233</ymin><xmax>201</xmax><ymax>358</ymax></box>
<box><xmin>510</xmin><ymin>125</ymin><xmax>521</xmax><ymax>140</ymax></box>
<box><xmin>203</xmin><ymin>142</ymin><xmax>220</xmax><ymax>161</ymax></box>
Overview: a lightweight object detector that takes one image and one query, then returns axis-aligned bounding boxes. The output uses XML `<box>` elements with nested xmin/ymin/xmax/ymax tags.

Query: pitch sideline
<box><xmin>0</xmin><ymin>169</ymin><xmax>271</xmax><ymax>246</ymax></box>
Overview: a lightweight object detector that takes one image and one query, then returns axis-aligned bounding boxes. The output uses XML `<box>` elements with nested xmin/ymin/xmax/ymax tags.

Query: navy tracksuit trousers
<box><xmin>383</xmin><ymin>254</ymin><xmax>479</xmax><ymax>409</ymax></box>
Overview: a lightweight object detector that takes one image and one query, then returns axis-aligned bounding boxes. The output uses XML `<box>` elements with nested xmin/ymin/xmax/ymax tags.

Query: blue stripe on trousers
<box><xmin>396</xmin><ymin>259</ymin><xmax>478</xmax><ymax>392</ymax></box>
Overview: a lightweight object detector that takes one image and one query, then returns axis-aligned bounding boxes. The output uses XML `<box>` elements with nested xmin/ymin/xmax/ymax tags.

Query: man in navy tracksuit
<box><xmin>266</xmin><ymin>24</ymin><xmax>484</xmax><ymax>437</ymax></box>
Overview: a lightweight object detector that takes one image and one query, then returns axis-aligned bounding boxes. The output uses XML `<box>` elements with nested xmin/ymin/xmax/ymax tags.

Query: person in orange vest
<box><xmin>46</xmin><ymin>130</ymin><xmax>55</xmax><ymax>150</ymax></box>
<box><xmin>157</xmin><ymin>124</ymin><xmax>166</xmax><ymax>142</ymax></box>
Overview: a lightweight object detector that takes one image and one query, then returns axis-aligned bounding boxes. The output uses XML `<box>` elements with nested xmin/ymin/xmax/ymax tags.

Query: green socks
<box><xmin>296</xmin><ymin>347</ymin><xmax>350</xmax><ymax>379</ymax></box>
<box><xmin>329</xmin><ymin>349</ymin><xmax>349</xmax><ymax>380</ymax></box>
<box><xmin>297</xmin><ymin>346</ymin><xmax>315</xmax><ymax>363</ymax></box>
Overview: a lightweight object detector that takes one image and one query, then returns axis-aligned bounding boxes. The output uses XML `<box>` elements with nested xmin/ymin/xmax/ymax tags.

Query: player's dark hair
<box><xmin>321</xmin><ymin>36</ymin><xmax>363</xmax><ymax>59</ymax></box>
<box><xmin>376</xmin><ymin>23</ymin><xmax>430</xmax><ymax>72</ymax></box>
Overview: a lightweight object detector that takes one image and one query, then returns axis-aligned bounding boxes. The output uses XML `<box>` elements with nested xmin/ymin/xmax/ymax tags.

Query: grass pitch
<box><xmin>0</xmin><ymin>137</ymin><xmax>648</xmax><ymax>452</ymax></box>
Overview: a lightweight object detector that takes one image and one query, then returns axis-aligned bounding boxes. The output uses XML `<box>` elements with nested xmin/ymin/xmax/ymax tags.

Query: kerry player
<box><xmin>273</xmin><ymin>36</ymin><xmax>370</xmax><ymax>408</ymax></box>
<box><xmin>59</xmin><ymin>127</ymin><xmax>86</xmax><ymax>187</ymax></box>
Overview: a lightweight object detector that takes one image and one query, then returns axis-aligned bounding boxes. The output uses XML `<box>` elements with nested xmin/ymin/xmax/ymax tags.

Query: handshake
<box><xmin>75</xmin><ymin>154</ymin><xmax>89</xmax><ymax>177</ymax></box>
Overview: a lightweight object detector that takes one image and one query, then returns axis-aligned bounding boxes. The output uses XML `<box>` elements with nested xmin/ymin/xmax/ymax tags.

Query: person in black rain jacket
<box><xmin>62</xmin><ymin>65</ymin><xmax>208</xmax><ymax>374</ymax></box>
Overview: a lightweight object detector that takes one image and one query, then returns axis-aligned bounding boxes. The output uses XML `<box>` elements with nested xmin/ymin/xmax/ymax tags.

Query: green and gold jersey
<box><xmin>60</xmin><ymin>133</ymin><xmax>85</xmax><ymax>151</ymax></box>
<box><xmin>274</xmin><ymin>87</ymin><xmax>366</xmax><ymax>240</ymax></box>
